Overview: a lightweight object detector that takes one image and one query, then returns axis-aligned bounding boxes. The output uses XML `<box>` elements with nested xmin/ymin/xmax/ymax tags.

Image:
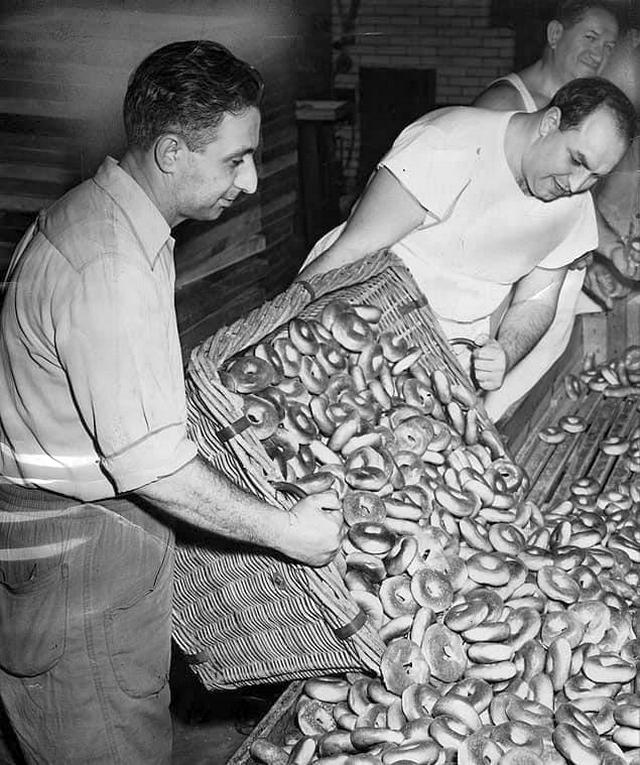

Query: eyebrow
<box><xmin>575</xmin><ymin>151</ymin><xmax>594</xmax><ymax>173</ymax></box>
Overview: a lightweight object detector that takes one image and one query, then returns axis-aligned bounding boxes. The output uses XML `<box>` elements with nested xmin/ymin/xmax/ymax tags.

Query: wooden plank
<box><xmin>525</xmin><ymin>392</ymin><xmax>602</xmax><ymax>507</ymax></box>
<box><xmin>581</xmin><ymin>311</ymin><xmax>608</xmax><ymax>364</ymax></box>
<box><xmin>227</xmin><ymin>681</ymin><xmax>303</xmax><ymax>765</ymax></box>
<box><xmin>626</xmin><ymin>294</ymin><xmax>640</xmax><ymax>349</ymax></box>
<box><xmin>552</xmin><ymin>396</ymin><xmax>623</xmax><ymax>499</ymax></box>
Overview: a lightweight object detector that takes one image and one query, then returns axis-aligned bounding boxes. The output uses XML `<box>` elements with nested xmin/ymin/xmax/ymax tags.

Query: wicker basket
<box><xmin>173</xmin><ymin>251</ymin><xmax>497</xmax><ymax>690</ymax></box>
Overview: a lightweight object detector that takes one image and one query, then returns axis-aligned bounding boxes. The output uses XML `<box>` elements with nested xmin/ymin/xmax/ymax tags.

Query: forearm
<box><xmin>497</xmin><ymin>300</ymin><xmax>556</xmax><ymax>370</ymax></box>
<box><xmin>136</xmin><ymin>455</ymin><xmax>290</xmax><ymax>553</ymax></box>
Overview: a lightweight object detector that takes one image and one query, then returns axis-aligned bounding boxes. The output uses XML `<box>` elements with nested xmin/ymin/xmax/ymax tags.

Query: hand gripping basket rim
<box><xmin>174</xmin><ymin>250</ymin><xmax>501</xmax><ymax>690</ymax></box>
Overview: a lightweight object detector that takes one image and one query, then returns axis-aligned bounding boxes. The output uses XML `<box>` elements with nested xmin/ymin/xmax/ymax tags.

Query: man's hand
<box><xmin>278</xmin><ymin>490</ymin><xmax>345</xmax><ymax>567</ymax></box>
<box><xmin>471</xmin><ymin>336</ymin><xmax>507</xmax><ymax>391</ymax></box>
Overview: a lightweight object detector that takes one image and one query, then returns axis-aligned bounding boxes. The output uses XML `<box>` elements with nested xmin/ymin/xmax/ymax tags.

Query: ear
<box><xmin>540</xmin><ymin>106</ymin><xmax>561</xmax><ymax>136</ymax></box>
<box><xmin>547</xmin><ymin>20</ymin><xmax>564</xmax><ymax>49</ymax></box>
<box><xmin>153</xmin><ymin>134</ymin><xmax>185</xmax><ymax>174</ymax></box>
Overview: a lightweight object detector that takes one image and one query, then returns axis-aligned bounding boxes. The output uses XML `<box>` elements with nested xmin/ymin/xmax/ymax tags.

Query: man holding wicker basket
<box><xmin>0</xmin><ymin>41</ymin><xmax>344</xmax><ymax>764</ymax></box>
<box><xmin>299</xmin><ymin>77</ymin><xmax>635</xmax><ymax>421</ymax></box>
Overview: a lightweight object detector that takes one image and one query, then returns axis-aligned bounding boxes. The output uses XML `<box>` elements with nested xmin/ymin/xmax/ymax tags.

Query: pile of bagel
<box><xmin>217</xmin><ymin>300</ymin><xmax>640</xmax><ymax>764</ymax></box>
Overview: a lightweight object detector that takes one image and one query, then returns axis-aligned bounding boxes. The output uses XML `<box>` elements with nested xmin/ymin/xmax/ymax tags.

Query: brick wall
<box><xmin>332</xmin><ymin>0</ymin><xmax>516</xmax><ymax>198</ymax></box>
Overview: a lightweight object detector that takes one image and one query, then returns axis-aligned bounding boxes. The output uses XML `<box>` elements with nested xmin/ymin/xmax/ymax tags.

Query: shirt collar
<box><xmin>93</xmin><ymin>156</ymin><xmax>173</xmax><ymax>268</ymax></box>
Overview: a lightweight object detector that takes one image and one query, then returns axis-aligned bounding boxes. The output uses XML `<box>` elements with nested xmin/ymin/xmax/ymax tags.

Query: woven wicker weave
<box><xmin>174</xmin><ymin>251</ymin><xmax>496</xmax><ymax>690</ymax></box>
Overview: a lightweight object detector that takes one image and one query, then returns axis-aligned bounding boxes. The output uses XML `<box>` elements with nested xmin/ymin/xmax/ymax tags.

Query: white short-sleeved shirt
<box><xmin>380</xmin><ymin>107</ymin><xmax>597</xmax><ymax>325</ymax></box>
<box><xmin>0</xmin><ymin>157</ymin><xmax>197</xmax><ymax>501</ymax></box>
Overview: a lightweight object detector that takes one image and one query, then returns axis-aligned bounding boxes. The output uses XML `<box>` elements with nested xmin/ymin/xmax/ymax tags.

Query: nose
<box><xmin>568</xmin><ymin>167</ymin><xmax>594</xmax><ymax>194</ymax></box>
<box><xmin>235</xmin><ymin>156</ymin><xmax>258</xmax><ymax>195</ymax></box>
<box><xmin>589</xmin><ymin>41</ymin><xmax>606</xmax><ymax>68</ymax></box>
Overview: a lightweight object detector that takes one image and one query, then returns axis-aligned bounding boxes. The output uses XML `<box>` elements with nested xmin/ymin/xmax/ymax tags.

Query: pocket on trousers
<box><xmin>104</xmin><ymin>539</ymin><xmax>172</xmax><ymax>698</ymax></box>
<box><xmin>0</xmin><ymin>563</ymin><xmax>68</xmax><ymax>677</ymax></box>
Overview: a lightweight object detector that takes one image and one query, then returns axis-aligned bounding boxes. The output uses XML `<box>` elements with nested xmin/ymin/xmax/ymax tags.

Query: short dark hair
<box><xmin>554</xmin><ymin>0</ymin><xmax>623</xmax><ymax>29</ymax></box>
<box><xmin>123</xmin><ymin>40</ymin><xmax>263</xmax><ymax>152</ymax></box>
<box><xmin>549</xmin><ymin>76</ymin><xmax>637</xmax><ymax>143</ymax></box>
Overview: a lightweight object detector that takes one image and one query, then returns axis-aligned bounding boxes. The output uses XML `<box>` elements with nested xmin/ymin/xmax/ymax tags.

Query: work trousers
<box><xmin>0</xmin><ymin>482</ymin><xmax>174</xmax><ymax>764</ymax></box>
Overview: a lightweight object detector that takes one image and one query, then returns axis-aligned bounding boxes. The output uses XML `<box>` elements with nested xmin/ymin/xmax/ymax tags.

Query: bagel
<box><xmin>582</xmin><ymin>654</ymin><xmax>637</xmax><ymax>684</ymax></box>
<box><xmin>488</xmin><ymin>523</ymin><xmax>525</xmax><ymax>556</ymax></box>
<box><xmin>392</xmin><ymin>348</ymin><xmax>423</xmax><ymax>376</ymax></box>
<box><xmin>402</xmin><ymin>378</ymin><xmax>435</xmax><ymax>412</ymax></box>
<box><xmin>559</xmin><ymin>414</ymin><xmax>587</xmax><ymax>434</ymax></box>
<box><xmin>410</xmin><ymin>568</ymin><xmax>454</xmax><ymax>613</ymax></box>
<box><xmin>348</xmin><ymin>522</ymin><xmax>396</xmax><ymax>555</ymax></box>
<box><xmin>283</xmin><ymin>403</ymin><xmax>318</xmax><ymax>445</ymax></box>
<box><xmin>299</xmin><ymin>355</ymin><xmax>329</xmax><ymax>396</ymax></box>
<box><xmin>345</xmin><ymin>466</ymin><xmax>388</xmax><ymax>492</ymax></box>
<box><xmin>379</xmin><ymin>614</ymin><xmax>414</xmax><ymax>644</ymax></box>
<box><xmin>432</xmin><ymin>693</ymin><xmax>482</xmax><ymax>733</ymax></box>
<box><xmin>444</xmin><ymin>599</ymin><xmax>490</xmax><ymax>633</ymax></box>
<box><xmin>222</xmin><ymin>354</ymin><xmax>276</xmax><ymax>393</ymax></box>
<box><xmin>552</xmin><ymin>723</ymin><xmax>601</xmax><ymax>765</ymax></box>
<box><xmin>462</xmin><ymin>621</ymin><xmax>511</xmax><ymax>643</ymax></box>
<box><xmin>272</xmin><ymin>337</ymin><xmax>302</xmax><ymax>377</ymax></box>
<box><xmin>394</xmin><ymin>415</ymin><xmax>434</xmax><ymax>454</ymax></box>
<box><xmin>296</xmin><ymin>697</ymin><xmax>338</xmax><ymax>736</ymax></box>
<box><xmin>465</xmin><ymin>660</ymin><xmax>517</xmax><ymax>683</ymax></box>
<box><xmin>467</xmin><ymin>552</ymin><xmax>511</xmax><ymax>587</ymax></box>
<box><xmin>381</xmin><ymin>740</ymin><xmax>440</xmax><ymax>765</ymax></box>
<box><xmin>385</xmin><ymin>535</ymin><xmax>419</xmax><ymax>576</ymax></box>
<box><xmin>421</xmin><ymin>623</ymin><xmax>466</xmax><ymax>682</ymax></box>
<box><xmin>401</xmin><ymin>682</ymin><xmax>439</xmax><ymax>721</ymax></box>
<box><xmin>537</xmin><ymin>565</ymin><xmax>580</xmax><ymax>604</ymax></box>
<box><xmin>538</xmin><ymin>426</ymin><xmax>566</xmax><ymax>445</ymax></box>
<box><xmin>600</xmin><ymin>436</ymin><xmax>630</xmax><ymax>456</ymax></box>
<box><xmin>541</xmin><ymin>611</ymin><xmax>585</xmax><ymax>649</ymax></box>
<box><xmin>358</xmin><ymin>342</ymin><xmax>384</xmax><ymax>382</ymax></box>
<box><xmin>343</xmin><ymin>490</ymin><xmax>386</xmax><ymax>527</ymax></box>
<box><xmin>409</xmin><ymin>606</ymin><xmax>435</xmax><ymax>648</ymax></box>
<box><xmin>448</xmin><ymin>678</ymin><xmax>493</xmax><ymax>714</ymax></box>
<box><xmin>320</xmin><ymin>299</ymin><xmax>353</xmax><ymax>331</ymax></box>
<box><xmin>346</xmin><ymin>550</ymin><xmax>387</xmax><ymax>581</ymax></box>
<box><xmin>379</xmin><ymin>575</ymin><xmax>419</xmax><ymax>618</ymax></box>
<box><xmin>431</xmin><ymin>369</ymin><xmax>452</xmax><ymax>404</ymax></box>
<box><xmin>435</xmin><ymin>486</ymin><xmax>479</xmax><ymax>518</ymax></box>
<box><xmin>328</xmin><ymin>415</ymin><xmax>361</xmax><ymax>453</ymax></box>
<box><xmin>546</xmin><ymin>636</ymin><xmax>572</xmax><ymax>691</ymax></box>
<box><xmin>380</xmin><ymin>638</ymin><xmax>431</xmax><ymax>695</ymax></box>
<box><xmin>570</xmin><ymin>477</ymin><xmax>601</xmax><ymax>497</ymax></box>
<box><xmin>467</xmin><ymin>641</ymin><xmax>514</xmax><ymax>664</ymax></box>
<box><xmin>352</xmin><ymin>303</ymin><xmax>382</xmax><ymax>324</ymax></box>
<box><xmin>289</xmin><ymin>318</ymin><xmax>320</xmax><ymax>356</ymax></box>
<box><xmin>350</xmin><ymin>590</ymin><xmax>384</xmax><ymax>631</ymax></box>
<box><xmin>253</xmin><ymin>341</ymin><xmax>286</xmax><ymax>378</ymax></box>
<box><xmin>241</xmin><ymin>394</ymin><xmax>282</xmax><ymax>440</ymax></box>
<box><xmin>325</xmin><ymin>373</ymin><xmax>356</xmax><ymax>403</ymax></box>
<box><xmin>316</xmin><ymin>343</ymin><xmax>348</xmax><ymax>377</ymax></box>
<box><xmin>305</xmin><ymin>677</ymin><xmax>350</xmax><ymax>704</ymax></box>
<box><xmin>331</xmin><ymin>312</ymin><xmax>374</xmax><ymax>352</ymax></box>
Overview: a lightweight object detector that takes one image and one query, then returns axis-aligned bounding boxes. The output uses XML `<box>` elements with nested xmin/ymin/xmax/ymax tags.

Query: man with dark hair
<box><xmin>299</xmin><ymin>77</ymin><xmax>634</xmax><ymax>417</ymax></box>
<box><xmin>0</xmin><ymin>40</ymin><xmax>344</xmax><ymax>764</ymax></box>
<box><xmin>474</xmin><ymin>0</ymin><xmax>620</xmax><ymax>111</ymax></box>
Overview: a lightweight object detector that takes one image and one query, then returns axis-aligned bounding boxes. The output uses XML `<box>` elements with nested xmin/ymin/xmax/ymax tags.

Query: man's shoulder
<box><xmin>403</xmin><ymin>106</ymin><xmax>509</xmax><ymax>146</ymax></box>
<box><xmin>40</xmin><ymin>176</ymin><xmax>142</xmax><ymax>272</ymax></box>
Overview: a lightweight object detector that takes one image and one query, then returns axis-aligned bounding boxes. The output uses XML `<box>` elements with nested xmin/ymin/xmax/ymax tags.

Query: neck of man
<box><xmin>119</xmin><ymin>150</ymin><xmax>179</xmax><ymax>227</ymax></box>
<box><xmin>504</xmin><ymin>112</ymin><xmax>543</xmax><ymax>196</ymax></box>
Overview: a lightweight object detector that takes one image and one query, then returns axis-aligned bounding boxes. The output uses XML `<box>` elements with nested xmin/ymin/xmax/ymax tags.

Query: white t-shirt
<box><xmin>380</xmin><ymin>107</ymin><xmax>597</xmax><ymax>327</ymax></box>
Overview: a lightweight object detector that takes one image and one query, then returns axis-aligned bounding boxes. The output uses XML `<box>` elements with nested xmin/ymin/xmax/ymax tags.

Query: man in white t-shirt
<box><xmin>298</xmin><ymin>77</ymin><xmax>634</xmax><ymax>409</ymax></box>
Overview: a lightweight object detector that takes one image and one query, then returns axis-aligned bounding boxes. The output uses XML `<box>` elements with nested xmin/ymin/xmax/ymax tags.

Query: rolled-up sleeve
<box><xmin>53</xmin><ymin>250</ymin><xmax>197</xmax><ymax>493</ymax></box>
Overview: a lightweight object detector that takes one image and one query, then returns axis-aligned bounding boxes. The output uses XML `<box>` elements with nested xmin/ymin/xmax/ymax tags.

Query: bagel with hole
<box><xmin>380</xmin><ymin>638</ymin><xmax>431</xmax><ymax>695</ymax></box>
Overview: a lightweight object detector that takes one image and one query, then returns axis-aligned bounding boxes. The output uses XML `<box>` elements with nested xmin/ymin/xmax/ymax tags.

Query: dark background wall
<box><xmin>0</xmin><ymin>0</ymin><xmax>332</xmax><ymax>356</ymax></box>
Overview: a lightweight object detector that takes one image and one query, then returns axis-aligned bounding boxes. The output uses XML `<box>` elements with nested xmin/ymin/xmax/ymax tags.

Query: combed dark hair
<box><xmin>554</xmin><ymin>0</ymin><xmax>624</xmax><ymax>29</ymax></box>
<box><xmin>549</xmin><ymin>76</ymin><xmax>637</xmax><ymax>142</ymax></box>
<box><xmin>123</xmin><ymin>40</ymin><xmax>263</xmax><ymax>152</ymax></box>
